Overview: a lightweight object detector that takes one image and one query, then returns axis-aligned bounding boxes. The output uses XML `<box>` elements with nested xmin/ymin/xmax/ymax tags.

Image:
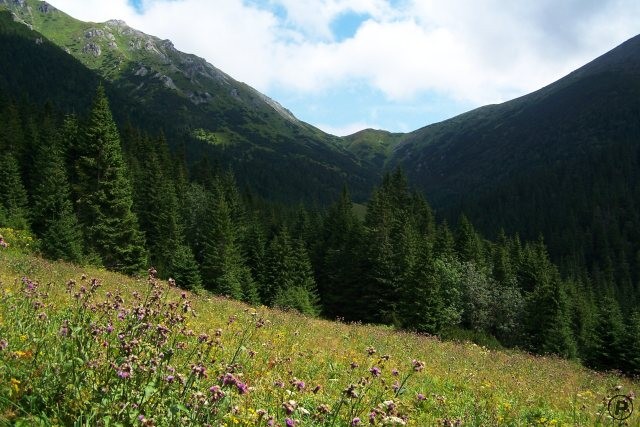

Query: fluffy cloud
<box><xmin>48</xmin><ymin>0</ymin><xmax>640</xmax><ymax>126</ymax></box>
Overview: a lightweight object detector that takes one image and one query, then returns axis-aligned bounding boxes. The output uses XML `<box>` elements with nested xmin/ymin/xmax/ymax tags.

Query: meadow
<box><xmin>0</xmin><ymin>230</ymin><xmax>637</xmax><ymax>426</ymax></box>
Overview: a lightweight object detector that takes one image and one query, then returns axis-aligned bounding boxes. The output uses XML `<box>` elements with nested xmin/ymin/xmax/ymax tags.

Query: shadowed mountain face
<box><xmin>386</xmin><ymin>34</ymin><xmax>640</xmax><ymax>280</ymax></box>
<box><xmin>391</xmin><ymin>34</ymin><xmax>640</xmax><ymax>209</ymax></box>
<box><xmin>0</xmin><ymin>0</ymin><xmax>380</xmax><ymax>204</ymax></box>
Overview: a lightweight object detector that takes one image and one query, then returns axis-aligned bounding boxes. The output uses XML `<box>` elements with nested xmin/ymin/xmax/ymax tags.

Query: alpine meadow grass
<box><xmin>0</xmin><ymin>243</ymin><xmax>638</xmax><ymax>426</ymax></box>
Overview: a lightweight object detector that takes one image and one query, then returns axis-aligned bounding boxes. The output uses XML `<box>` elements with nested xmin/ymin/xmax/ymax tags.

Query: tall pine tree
<box><xmin>74</xmin><ymin>86</ymin><xmax>146</xmax><ymax>273</ymax></box>
<box><xmin>31</xmin><ymin>113</ymin><xmax>83</xmax><ymax>262</ymax></box>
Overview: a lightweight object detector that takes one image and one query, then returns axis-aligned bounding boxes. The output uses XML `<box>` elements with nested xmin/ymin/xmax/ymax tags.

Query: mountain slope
<box><xmin>387</xmin><ymin>34</ymin><xmax>640</xmax><ymax>286</ymax></box>
<box><xmin>1</xmin><ymin>244</ymin><xmax>639</xmax><ymax>425</ymax></box>
<box><xmin>0</xmin><ymin>0</ymin><xmax>379</xmax><ymax>204</ymax></box>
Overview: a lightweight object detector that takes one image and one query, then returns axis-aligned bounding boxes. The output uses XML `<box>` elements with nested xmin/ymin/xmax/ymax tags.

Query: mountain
<box><xmin>379</xmin><ymin>35</ymin><xmax>640</xmax><ymax>290</ymax></box>
<box><xmin>0</xmin><ymin>0</ymin><xmax>379</xmax><ymax>204</ymax></box>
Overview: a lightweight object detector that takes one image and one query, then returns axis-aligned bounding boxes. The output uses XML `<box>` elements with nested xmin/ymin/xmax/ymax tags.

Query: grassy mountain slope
<box><xmin>0</xmin><ymin>0</ymin><xmax>379</xmax><ymax>204</ymax></box>
<box><xmin>341</xmin><ymin>129</ymin><xmax>406</xmax><ymax>169</ymax></box>
<box><xmin>0</xmin><ymin>235</ymin><xmax>638</xmax><ymax>425</ymax></box>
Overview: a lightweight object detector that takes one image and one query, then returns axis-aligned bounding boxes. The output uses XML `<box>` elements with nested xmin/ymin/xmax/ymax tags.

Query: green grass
<box><xmin>0</xmin><ymin>238</ymin><xmax>638</xmax><ymax>426</ymax></box>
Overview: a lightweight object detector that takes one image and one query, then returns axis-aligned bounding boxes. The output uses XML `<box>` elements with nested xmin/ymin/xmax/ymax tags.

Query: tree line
<box><xmin>1</xmin><ymin>87</ymin><xmax>639</xmax><ymax>376</ymax></box>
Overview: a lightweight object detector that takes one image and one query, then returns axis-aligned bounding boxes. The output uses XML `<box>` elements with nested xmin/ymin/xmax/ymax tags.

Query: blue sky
<box><xmin>51</xmin><ymin>0</ymin><xmax>640</xmax><ymax>135</ymax></box>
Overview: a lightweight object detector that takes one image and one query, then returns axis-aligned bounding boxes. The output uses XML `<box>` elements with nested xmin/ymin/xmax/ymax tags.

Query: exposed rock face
<box><xmin>189</xmin><ymin>91</ymin><xmax>213</xmax><ymax>105</ymax></box>
<box><xmin>38</xmin><ymin>2</ymin><xmax>56</xmax><ymax>13</ymax></box>
<box><xmin>134</xmin><ymin>65</ymin><xmax>149</xmax><ymax>77</ymax></box>
<box><xmin>154</xmin><ymin>73</ymin><xmax>177</xmax><ymax>91</ymax></box>
<box><xmin>82</xmin><ymin>42</ymin><xmax>101</xmax><ymax>57</ymax></box>
<box><xmin>85</xmin><ymin>28</ymin><xmax>105</xmax><ymax>39</ymax></box>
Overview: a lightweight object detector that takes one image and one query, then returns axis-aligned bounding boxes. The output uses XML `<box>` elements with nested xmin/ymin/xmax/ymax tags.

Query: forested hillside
<box><xmin>388</xmin><ymin>35</ymin><xmax>640</xmax><ymax>312</ymax></box>
<box><xmin>1</xmin><ymin>1</ymin><xmax>640</xmax><ymax>381</ymax></box>
<box><xmin>2</xmin><ymin>83</ymin><xmax>640</xmax><ymax>377</ymax></box>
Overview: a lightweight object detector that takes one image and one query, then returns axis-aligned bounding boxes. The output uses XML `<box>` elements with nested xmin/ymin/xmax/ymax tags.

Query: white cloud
<box><xmin>50</xmin><ymin>0</ymin><xmax>134</xmax><ymax>24</ymax></box>
<box><xmin>48</xmin><ymin>0</ymin><xmax>640</xmax><ymax>121</ymax></box>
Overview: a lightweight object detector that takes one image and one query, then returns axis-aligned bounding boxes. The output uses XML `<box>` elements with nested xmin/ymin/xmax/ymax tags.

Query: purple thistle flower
<box><xmin>417</xmin><ymin>393</ymin><xmax>426</xmax><ymax>401</ymax></box>
<box><xmin>59</xmin><ymin>320</ymin><xmax>69</xmax><ymax>337</ymax></box>
<box><xmin>351</xmin><ymin>417</ymin><xmax>361</xmax><ymax>426</ymax></box>
<box><xmin>191</xmin><ymin>364</ymin><xmax>207</xmax><ymax>378</ymax></box>
<box><xmin>222</xmin><ymin>373</ymin><xmax>237</xmax><ymax>386</ymax></box>
<box><xmin>350</xmin><ymin>361</ymin><xmax>359</xmax><ymax>369</ymax></box>
<box><xmin>117</xmin><ymin>364</ymin><xmax>132</xmax><ymax>379</ymax></box>
<box><xmin>412</xmin><ymin>359</ymin><xmax>425</xmax><ymax>372</ymax></box>
<box><xmin>165</xmin><ymin>375</ymin><xmax>175</xmax><ymax>383</ymax></box>
<box><xmin>209</xmin><ymin>385</ymin><xmax>225</xmax><ymax>401</ymax></box>
<box><xmin>391</xmin><ymin>368</ymin><xmax>399</xmax><ymax>376</ymax></box>
<box><xmin>285</xmin><ymin>418</ymin><xmax>295</xmax><ymax>427</ymax></box>
<box><xmin>344</xmin><ymin>384</ymin><xmax>358</xmax><ymax>399</ymax></box>
<box><xmin>236</xmin><ymin>381</ymin><xmax>249</xmax><ymax>394</ymax></box>
<box><xmin>282</xmin><ymin>400</ymin><xmax>297</xmax><ymax>415</ymax></box>
<box><xmin>370</xmin><ymin>366</ymin><xmax>381</xmax><ymax>377</ymax></box>
<box><xmin>392</xmin><ymin>381</ymin><xmax>400</xmax><ymax>392</ymax></box>
<box><xmin>0</xmin><ymin>339</ymin><xmax>7</xmax><ymax>350</ymax></box>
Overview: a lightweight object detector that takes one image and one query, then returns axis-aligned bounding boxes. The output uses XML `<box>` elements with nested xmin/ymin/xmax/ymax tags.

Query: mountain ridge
<box><xmin>0</xmin><ymin>0</ymin><xmax>380</xmax><ymax>204</ymax></box>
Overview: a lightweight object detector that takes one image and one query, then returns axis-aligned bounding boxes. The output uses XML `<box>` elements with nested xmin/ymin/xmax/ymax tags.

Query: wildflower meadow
<box><xmin>0</xmin><ymin>236</ymin><xmax>638</xmax><ymax>426</ymax></box>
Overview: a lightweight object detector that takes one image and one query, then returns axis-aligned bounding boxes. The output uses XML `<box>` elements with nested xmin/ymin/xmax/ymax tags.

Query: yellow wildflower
<box><xmin>10</xmin><ymin>378</ymin><xmax>20</xmax><ymax>393</ymax></box>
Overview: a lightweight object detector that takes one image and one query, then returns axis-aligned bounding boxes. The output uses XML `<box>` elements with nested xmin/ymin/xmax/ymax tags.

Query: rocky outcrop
<box><xmin>82</xmin><ymin>42</ymin><xmax>101</xmax><ymax>57</ymax></box>
<box><xmin>189</xmin><ymin>91</ymin><xmax>213</xmax><ymax>105</ymax></box>
<box><xmin>154</xmin><ymin>73</ymin><xmax>177</xmax><ymax>91</ymax></box>
<box><xmin>85</xmin><ymin>28</ymin><xmax>104</xmax><ymax>39</ymax></box>
<box><xmin>134</xmin><ymin>65</ymin><xmax>149</xmax><ymax>77</ymax></box>
<box><xmin>38</xmin><ymin>2</ymin><xmax>56</xmax><ymax>13</ymax></box>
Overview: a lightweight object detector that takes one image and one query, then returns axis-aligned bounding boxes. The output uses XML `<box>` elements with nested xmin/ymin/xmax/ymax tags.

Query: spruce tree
<box><xmin>456</xmin><ymin>214</ymin><xmax>484</xmax><ymax>266</ymax></box>
<box><xmin>75</xmin><ymin>85</ymin><xmax>146</xmax><ymax>273</ymax></box>
<box><xmin>131</xmin><ymin>134</ymin><xmax>182</xmax><ymax>277</ymax></box>
<box><xmin>262</xmin><ymin>227</ymin><xmax>319</xmax><ymax>315</ymax></box>
<box><xmin>521</xmin><ymin>242</ymin><xmax>577</xmax><ymax>358</ymax></box>
<box><xmin>200</xmin><ymin>190</ymin><xmax>257</xmax><ymax>303</ymax></box>
<box><xmin>588</xmin><ymin>294</ymin><xmax>626</xmax><ymax>370</ymax></box>
<box><xmin>623</xmin><ymin>311</ymin><xmax>640</xmax><ymax>376</ymax></box>
<box><xmin>31</xmin><ymin>116</ymin><xmax>83</xmax><ymax>262</ymax></box>
<box><xmin>317</xmin><ymin>187</ymin><xmax>365</xmax><ymax>320</ymax></box>
<box><xmin>171</xmin><ymin>244</ymin><xmax>203</xmax><ymax>292</ymax></box>
<box><xmin>0</xmin><ymin>152</ymin><xmax>29</xmax><ymax>229</ymax></box>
